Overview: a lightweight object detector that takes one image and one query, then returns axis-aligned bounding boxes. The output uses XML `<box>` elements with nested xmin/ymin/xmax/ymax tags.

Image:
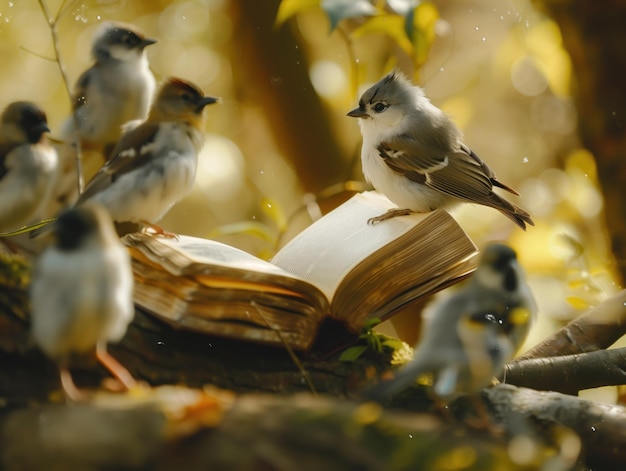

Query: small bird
<box><xmin>30</xmin><ymin>204</ymin><xmax>136</xmax><ymax>400</ymax></box>
<box><xmin>73</xmin><ymin>77</ymin><xmax>218</xmax><ymax>235</ymax></box>
<box><xmin>0</xmin><ymin>101</ymin><xmax>58</xmax><ymax>232</ymax></box>
<box><xmin>347</xmin><ymin>71</ymin><xmax>534</xmax><ymax>230</ymax></box>
<box><xmin>362</xmin><ymin>243</ymin><xmax>536</xmax><ymax>402</ymax></box>
<box><xmin>50</xmin><ymin>21</ymin><xmax>157</xmax><ymax>215</ymax></box>
<box><xmin>64</xmin><ymin>21</ymin><xmax>157</xmax><ymax>155</ymax></box>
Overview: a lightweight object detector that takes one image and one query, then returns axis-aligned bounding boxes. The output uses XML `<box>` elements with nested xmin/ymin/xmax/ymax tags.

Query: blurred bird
<box><xmin>65</xmin><ymin>21</ymin><xmax>157</xmax><ymax>155</ymax></box>
<box><xmin>0</xmin><ymin>101</ymin><xmax>58</xmax><ymax>232</ymax></box>
<box><xmin>30</xmin><ymin>204</ymin><xmax>136</xmax><ymax>400</ymax></box>
<box><xmin>362</xmin><ymin>243</ymin><xmax>536</xmax><ymax>402</ymax></box>
<box><xmin>50</xmin><ymin>21</ymin><xmax>157</xmax><ymax>215</ymax></box>
<box><xmin>347</xmin><ymin>71</ymin><xmax>534</xmax><ymax>230</ymax></box>
<box><xmin>73</xmin><ymin>77</ymin><xmax>218</xmax><ymax>236</ymax></box>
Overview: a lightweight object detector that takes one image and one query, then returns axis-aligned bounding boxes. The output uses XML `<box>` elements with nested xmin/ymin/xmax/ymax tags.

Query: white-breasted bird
<box><xmin>30</xmin><ymin>204</ymin><xmax>136</xmax><ymax>400</ymax></box>
<box><xmin>362</xmin><ymin>243</ymin><xmax>536</xmax><ymax>402</ymax></box>
<box><xmin>50</xmin><ymin>21</ymin><xmax>157</xmax><ymax>215</ymax></box>
<box><xmin>74</xmin><ymin>77</ymin><xmax>218</xmax><ymax>235</ymax></box>
<box><xmin>64</xmin><ymin>21</ymin><xmax>157</xmax><ymax>155</ymax></box>
<box><xmin>0</xmin><ymin>101</ymin><xmax>58</xmax><ymax>232</ymax></box>
<box><xmin>347</xmin><ymin>71</ymin><xmax>534</xmax><ymax>230</ymax></box>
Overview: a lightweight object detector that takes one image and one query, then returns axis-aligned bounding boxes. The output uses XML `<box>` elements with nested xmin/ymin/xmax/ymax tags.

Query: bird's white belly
<box><xmin>361</xmin><ymin>145</ymin><xmax>450</xmax><ymax>212</ymax></box>
<box><xmin>94</xmin><ymin>152</ymin><xmax>197</xmax><ymax>223</ymax></box>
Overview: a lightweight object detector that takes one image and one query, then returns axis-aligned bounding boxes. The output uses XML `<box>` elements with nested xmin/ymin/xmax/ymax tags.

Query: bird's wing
<box><xmin>0</xmin><ymin>143</ymin><xmax>14</xmax><ymax>181</ymax></box>
<box><xmin>377</xmin><ymin>135</ymin><xmax>498</xmax><ymax>203</ymax></box>
<box><xmin>460</xmin><ymin>143</ymin><xmax>519</xmax><ymax>195</ymax></box>
<box><xmin>0</xmin><ymin>128</ymin><xmax>23</xmax><ymax>181</ymax></box>
<box><xmin>72</xmin><ymin>67</ymin><xmax>94</xmax><ymax>112</ymax></box>
<box><xmin>76</xmin><ymin>122</ymin><xmax>160</xmax><ymax>204</ymax></box>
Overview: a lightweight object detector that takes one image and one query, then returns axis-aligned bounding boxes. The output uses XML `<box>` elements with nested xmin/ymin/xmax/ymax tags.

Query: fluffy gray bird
<box><xmin>0</xmin><ymin>101</ymin><xmax>58</xmax><ymax>232</ymax></box>
<box><xmin>30</xmin><ymin>205</ymin><xmax>136</xmax><ymax>400</ymax></box>
<box><xmin>362</xmin><ymin>243</ymin><xmax>536</xmax><ymax>402</ymax></box>
<box><xmin>65</xmin><ymin>21</ymin><xmax>157</xmax><ymax>154</ymax></box>
<box><xmin>347</xmin><ymin>71</ymin><xmax>534</xmax><ymax>230</ymax></box>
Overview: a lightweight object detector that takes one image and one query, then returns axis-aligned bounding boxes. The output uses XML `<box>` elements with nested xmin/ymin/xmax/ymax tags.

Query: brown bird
<box><xmin>0</xmin><ymin>101</ymin><xmax>58</xmax><ymax>232</ymax></box>
<box><xmin>74</xmin><ymin>77</ymin><xmax>218</xmax><ymax>236</ymax></box>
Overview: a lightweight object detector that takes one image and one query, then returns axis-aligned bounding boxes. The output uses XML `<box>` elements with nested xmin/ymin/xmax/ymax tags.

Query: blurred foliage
<box><xmin>0</xmin><ymin>0</ymin><xmax>622</xmax><ymax>401</ymax></box>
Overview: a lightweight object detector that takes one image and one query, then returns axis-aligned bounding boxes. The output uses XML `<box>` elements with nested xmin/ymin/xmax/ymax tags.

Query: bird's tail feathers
<box><xmin>491</xmin><ymin>179</ymin><xmax>520</xmax><ymax>196</ymax></box>
<box><xmin>489</xmin><ymin>194</ymin><xmax>534</xmax><ymax>231</ymax></box>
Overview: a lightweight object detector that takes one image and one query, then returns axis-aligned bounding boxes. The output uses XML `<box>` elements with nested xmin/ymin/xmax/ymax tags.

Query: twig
<box><xmin>37</xmin><ymin>0</ymin><xmax>84</xmax><ymax>194</ymax></box>
<box><xmin>503</xmin><ymin>347</ymin><xmax>626</xmax><ymax>395</ymax></box>
<box><xmin>18</xmin><ymin>46</ymin><xmax>56</xmax><ymax>62</ymax></box>
<box><xmin>252</xmin><ymin>301</ymin><xmax>317</xmax><ymax>395</ymax></box>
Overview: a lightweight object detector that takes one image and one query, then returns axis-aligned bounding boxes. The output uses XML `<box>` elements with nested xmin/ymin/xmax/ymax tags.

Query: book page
<box><xmin>270</xmin><ymin>191</ymin><xmax>431</xmax><ymax>300</ymax></box>
<box><xmin>124</xmin><ymin>233</ymin><xmax>331</xmax><ymax>313</ymax></box>
<box><xmin>133</xmin><ymin>234</ymin><xmax>291</xmax><ymax>275</ymax></box>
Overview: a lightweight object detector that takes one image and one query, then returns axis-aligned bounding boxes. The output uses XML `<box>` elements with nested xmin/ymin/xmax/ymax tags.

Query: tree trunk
<box><xmin>534</xmin><ymin>0</ymin><xmax>626</xmax><ymax>283</ymax></box>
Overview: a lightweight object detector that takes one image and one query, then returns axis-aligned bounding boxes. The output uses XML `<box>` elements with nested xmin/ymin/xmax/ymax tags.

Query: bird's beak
<box><xmin>140</xmin><ymin>38</ymin><xmax>157</xmax><ymax>49</ymax></box>
<box><xmin>195</xmin><ymin>96</ymin><xmax>220</xmax><ymax>113</ymax></box>
<box><xmin>347</xmin><ymin>107</ymin><xmax>369</xmax><ymax>119</ymax></box>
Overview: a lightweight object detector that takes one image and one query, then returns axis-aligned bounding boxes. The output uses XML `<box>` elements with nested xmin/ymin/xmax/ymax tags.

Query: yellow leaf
<box><xmin>206</xmin><ymin>221</ymin><xmax>277</xmax><ymax>244</ymax></box>
<box><xmin>410</xmin><ymin>2</ymin><xmax>439</xmax><ymax>69</ymax></box>
<box><xmin>275</xmin><ymin>0</ymin><xmax>321</xmax><ymax>28</ymax></box>
<box><xmin>351</xmin><ymin>14</ymin><xmax>413</xmax><ymax>56</ymax></box>
<box><xmin>566</xmin><ymin>296</ymin><xmax>590</xmax><ymax>310</ymax></box>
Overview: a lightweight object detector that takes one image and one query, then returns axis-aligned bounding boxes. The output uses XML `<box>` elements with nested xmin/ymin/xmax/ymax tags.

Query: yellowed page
<box><xmin>270</xmin><ymin>191</ymin><xmax>431</xmax><ymax>301</ymax></box>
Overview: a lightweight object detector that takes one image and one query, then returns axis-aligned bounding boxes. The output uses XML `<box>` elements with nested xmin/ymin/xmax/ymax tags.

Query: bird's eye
<box><xmin>373</xmin><ymin>103</ymin><xmax>388</xmax><ymax>113</ymax></box>
<box><xmin>181</xmin><ymin>93</ymin><xmax>192</xmax><ymax>102</ymax></box>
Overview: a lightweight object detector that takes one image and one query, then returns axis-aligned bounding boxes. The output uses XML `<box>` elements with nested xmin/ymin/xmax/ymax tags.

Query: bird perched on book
<box><xmin>50</xmin><ymin>21</ymin><xmax>157</xmax><ymax>215</ymax></box>
<box><xmin>347</xmin><ymin>70</ymin><xmax>534</xmax><ymax>230</ymax></box>
<box><xmin>30</xmin><ymin>204</ymin><xmax>136</xmax><ymax>400</ymax></box>
<box><xmin>0</xmin><ymin>101</ymin><xmax>58</xmax><ymax>232</ymax></box>
<box><xmin>72</xmin><ymin>77</ymin><xmax>218</xmax><ymax>236</ymax></box>
<box><xmin>362</xmin><ymin>243</ymin><xmax>536</xmax><ymax>402</ymax></box>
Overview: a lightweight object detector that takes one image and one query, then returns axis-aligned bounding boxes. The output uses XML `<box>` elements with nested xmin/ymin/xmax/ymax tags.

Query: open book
<box><xmin>123</xmin><ymin>191</ymin><xmax>478</xmax><ymax>350</ymax></box>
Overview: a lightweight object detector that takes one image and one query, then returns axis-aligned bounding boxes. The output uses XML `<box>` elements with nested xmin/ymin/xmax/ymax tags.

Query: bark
<box><xmin>505</xmin><ymin>347</ymin><xmax>626</xmax><ymax>395</ymax></box>
<box><xmin>1</xmin><ymin>386</ymin><xmax>608</xmax><ymax>470</ymax></box>
<box><xmin>3</xmin><ymin>254</ymin><xmax>626</xmax><ymax>468</ymax></box>
<box><xmin>227</xmin><ymin>0</ymin><xmax>347</xmax><ymax>193</ymax></box>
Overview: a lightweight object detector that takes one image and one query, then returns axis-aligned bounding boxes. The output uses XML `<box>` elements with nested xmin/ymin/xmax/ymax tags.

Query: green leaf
<box><xmin>361</xmin><ymin>317</ymin><xmax>382</xmax><ymax>331</ymax></box>
<box><xmin>381</xmin><ymin>338</ymin><xmax>406</xmax><ymax>351</ymax></box>
<box><xmin>321</xmin><ymin>0</ymin><xmax>378</xmax><ymax>30</ymax></box>
<box><xmin>275</xmin><ymin>0</ymin><xmax>321</xmax><ymax>28</ymax></box>
<box><xmin>0</xmin><ymin>218</ymin><xmax>56</xmax><ymax>237</ymax></box>
<box><xmin>338</xmin><ymin>345</ymin><xmax>368</xmax><ymax>362</ymax></box>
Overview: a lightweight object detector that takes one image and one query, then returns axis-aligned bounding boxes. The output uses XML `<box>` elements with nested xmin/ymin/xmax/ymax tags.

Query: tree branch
<box><xmin>504</xmin><ymin>347</ymin><xmax>626</xmax><ymax>395</ymax></box>
<box><xmin>518</xmin><ymin>289</ymin><xmax>626</xmax><ymax>360</ymax></box>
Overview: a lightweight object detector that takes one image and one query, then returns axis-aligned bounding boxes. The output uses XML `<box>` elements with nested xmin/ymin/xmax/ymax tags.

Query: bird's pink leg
<box><xmin>367</xmin><ymin>208</ymin><xmax>414</xmax><ymax>225</ymax></box>
<box><xmin>60</xmin><ymin>367</ymin><xmax>89</xmax><ymax>401</ymax></box>
<box><xmin>96</xmin><ymin>343</ymin><xmax>137</xmax><ymax>390</ymax></box>
<box><xmin>140</xmin><ymin>220</ymin><xmax>178</xmax><ymax>239</ymax></box>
